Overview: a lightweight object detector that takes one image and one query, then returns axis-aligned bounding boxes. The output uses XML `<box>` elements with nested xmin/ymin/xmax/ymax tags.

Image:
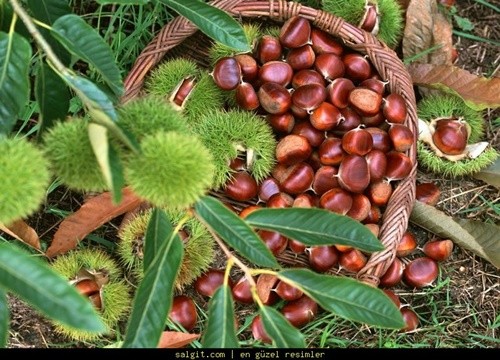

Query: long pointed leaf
<box><xmin>122</xmin><ymin>213</ymin><xmax>184</xmax><ymax>348</ymax></box>
<box><xmin>160</xmin><ymin>0</ymin><xmax>250</xmax><ymax>52</ymax></box>
<box><xmin>52</xmin><ymin>14</ymin><xmax>123</xmax><ymax>96</ymax></box>
<box><xmin>260</xmin><ymin>306</ymin><xmax>305</xmax><ymax>348</ymax></box>
<box><xmin>194</xmin><ymin>196</ymin><xmax>279</xmax><ymax>269</ymax></box>
<box><xmin>245</xmin><ymin>208</ymin><xmax>384</xmax><ymax>252</ymax></box>
<box><xmin>278</xmin><ymin>269</ymin><xmax>405</xmax><ymax>329</ymax></box>
<box><xmin>0</xmin><ymin>31</ymin><xmax>31</xmax><ymax>135</ymax></box>
<box><xmin>143</xmin><ymin>208</ymin><xmax>180</xmax><ymax>273</ymax></box>
<box><xmin>97</xmin><ymin>0</ymin><xmax>149</xmax><ymax>4</ymax></box>
<box><xmin>0</xmin><ymin>242</ymin><xmax>105</xmax><ymax>333</ymax></box>
<box><xmin>202</xmin><ymin>285</ymin><xmax>239</xmax><ymax>348</ymax></box>
<box><xmin>0</xmin><ymin>289</ymin><xmax>7</xmax><ymax>348</ymax></box>
<box><xmin>35</xmin><ymin>63</ymin><xmax>70</xmax><ymax>135</ymax></box>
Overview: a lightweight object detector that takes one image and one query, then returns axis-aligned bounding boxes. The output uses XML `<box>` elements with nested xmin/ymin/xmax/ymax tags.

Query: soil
<box><xmin>5</xmin><ymin>0</ymin><xmax>499</xmax><ymax>349</ymax></box>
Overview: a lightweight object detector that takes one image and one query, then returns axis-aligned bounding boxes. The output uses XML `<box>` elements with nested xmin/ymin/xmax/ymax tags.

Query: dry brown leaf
<box><xmin>0</xmin><ymin>219</ymin><xmax>40</xmax><ymax>250</ymax></box>
<box><xmin>46</xmin><ymin>187</ymin><xmax>142</xmax><ymax>258</ymax></box>
<box><xmin>429</xmin><ymin>11</ymin><xmax>453</xmax><ymax>65</ymax></box>
<box><xmin>473</xmin><ymin>159</ymin><xmax>500</xmax><ymax>188</ymax></box>
<box><xmin>157</xmin><ymin>331</ymin><xmax>199</xmax><ymax>348</ymax></box>
<box><xmin>407</xmin><ymin>64</ymin><xmax>500</xmax><ymax>110</ymax></box>
<box><xmin>402</xmin><ymin>0</ymin><xmax>436</xmax><ymax>63</ymax></box>
<box><xmin>256</xmin><ymin>273</ymin><xmax>278</xmax><ymax>304</ymax></box>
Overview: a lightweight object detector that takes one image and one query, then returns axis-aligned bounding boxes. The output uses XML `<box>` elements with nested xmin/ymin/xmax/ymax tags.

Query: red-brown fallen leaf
<box><xmin>157</xmin><ymin>331</ymin><xmax>200</xmax><ymax>348</ymax></box>
<box><xmin>256</xmin><ymin>273</ymin><xmax>279</xmax><ymax>305</ymax></box>
<box><xmin>0</xmin><ymin>219</ymin><xmax>40</xmax><ymax>250</ymax></box>
<box><xmin>407</xmin><ymin>64</ymin><xmax>500</xmax><ymax>110</ymax></box>
<box><xmin>46</xmin><ymin>187</ymin><xmax>142</xmax><ymax>258</ymax></box>
<box><xmin>402</xmin><ymin>0</ymin><xmax>436</xmax><ymax>63</ymax></box>
<box><xmin>429</xmin><ymin>11</ymin><xmax>453</xmax><ymax>66</ymax></box>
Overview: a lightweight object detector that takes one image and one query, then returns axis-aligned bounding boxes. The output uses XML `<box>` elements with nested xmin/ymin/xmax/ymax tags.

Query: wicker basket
<box><xmin>122</xmin><ymin>0</ymin><xmax>418</xmax><ymax>287</ymax></box>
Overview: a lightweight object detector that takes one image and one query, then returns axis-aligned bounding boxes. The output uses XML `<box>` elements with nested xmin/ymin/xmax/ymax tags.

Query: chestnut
<box><xmin>289</xmin><ymin>239</ymin><xmax>306</xmax><ymax>254</ymax></box>
<box><xmin>235</xmin><ymin>54</ymin><xmax>259</xmax><ymax>82</ymax></box>
<box><xmin>318</xmin><ymin>137</ymin><xmax>345</xmax><ymax>166</ymax></box>
<box><xmin>171</xmin><ymin>76</ymin><xmax>196</xmax><ymax>107</ymax></box>
<box><xmin>345</xmin><ymin>193</ymin><xmax>371</xmax><ymax>222</ymax></box>
<box><xmin>275</xmin><ymin>134</ymin><xmax>312</xmax><ymax>166</ymax></box>
<box><xmin>169</xmin><ymin>295</ymin><xmax>197</xmax><ymax>331</ymax></box>
<box><xmin>366</xmin><ymin>180</ymin><xmax>393</xmax><ymax>207</ymax></box>
<box><xmin>224</xmin><ymin>171</ymin><xmax>258</xmax><ymax>202</ymax></box>
<box><xmin>275</xmin><ymin>281</ymin><xmax>303</xmax><ymax>302</ymax></box>
<box><xmin>383</xmin><ymin>93</ymin><xmax>407</xmax><ymax>124</ymax></box>
<box><xmin>266</xmin><ymin>192</ymin><xmax>294</xmax><ymax>208</ymax></box>
<box><xmin>292</xmin><ymin>83</ymin><xmax>327</xmax><ymax>112</ymax></box>
<box><xmin>310</xmin><ymin>28</ymin><xmax>343</xmax><ymax>55</ymax></box>
<box><xmin>259</xmin><ymin>61</ymin><xmax>294</xmax><ymax>86</ymax></box>
<box><xmin>232</xmin><ymin>276</ymin><xmax>254</xmax><ymax>304</ymax></box>
<box><xmin>258</xmin><ymin>177</ymin><xmax>281</xmax><ymax>202</ymax></box>
<box><xmin>359</xmin><ymin>78</ymin><xmax>387</xmax><ymax>95</ymax></box>
<box><xmin>365</xmin><ymin>149</ymin><xmax>387</xmax><ymax>183</ymax></box>
<box><xmin>258</xmin><ymin>82</ymin><xmax>291</xmax><ymax>115</ymax></box>
<box><xmin>385</xmin><ymin>151</ymin><xmax>413</xmax><ymax>181</ymax></box>
<box><xmin>327</xmin><ymin>78</ymin><xmax>355</xmax><ymax>109</ymax></box>
<box><xmin>382</xmin><ymin>289</ymin><xmax>401</xmax><ymax>309</ymax></box>
<box><xmin>379</xmin><ymin>258</ymin><xmax>404</xmax><ymax>288</ymax></box>
<box><xmin>401</xmin><ymin>308</ymin><xmax>419</xmax><ymax>332</ymax></box>
<box><xmin>365</xmin><ymin>127</ymin><xmax>391</xmax><ymax>152</ymax></box>
<box><xmin>396</xmin><ymin>231</ymin><xmax>418</xmax><ymax>257</ymax></box>
<box><xmin>334</xmin><ymin>245</ymin><xmax>352</xmax><ymax>253</ymax></box>
<box><xmin>360</xmin><ymin>4</ymin><xmax>378</xmax><ymax>33</ymax></box>
<box><xmin>415</xmin><ymin>182</ymin><xmax>441</xmax><ymax>206</ymax></box>
<box><xmin>212</xmin><ymin>57</ymin><xmax>241</xmax><ymax>90</ymax></box>
<box><xmin>422</xmin><ymin>239</ymin><xmax>454</xmax><ymax>262</ymax></box>
<box><xmin>251</xmin><ymin>315</ymin><xmax>272</xmax><ymax>343</ymax></box>
<box><xmin>363</xmin><ymin>205</ymin><xmax>382</xmax><ymax>224</ymax></box>
<box><xmin>314</xmin><ymin>53</ymin><xmax>345</xmax><ymax>81</ymax></box>
<box><xmin>348</xmin><ymin>88</ymin><xmax>383</xmax><ymax>116</ymax></box>
<box><xmin>334</xmin><ymin>107</ymin><xmax>362</xmax><ymax>135</ymax></box>
<box><xmin>339</xmin><ymin>248</ymin><xmax>367</xmax><ymax>273</ymax></box>
<box><xmin>75</xmin><ymin>279</ymin><xmax>100</xmax><ymax>297</ymax></box>
<box><xmin>292</xmin><ymin>69</ymin><xmax>325</xmax><ymax>89</ymax></box>
<box><xmin>256</xmin><ymin>35</ymin><xmax>282</xmax><ymax>64</ymax></box>
<box><xmin>293</xmin><ymin>193</ymin><xmax>318</xmax><ymax>208</ymax></box>
<box><xmin>312</xmin><ymin>166</ymin><xmax>339</xmax><ymax>195</ymax></box>
<box><xmin>276</xmin><ymin>162</ymin><xmax>315</xmax><ymax>195</ymax></box>
<box><xmin>319</xmin><ymin>188</ymin><xmax>353</xmax><ymax>215</ymax></box>
<box><xmin>229</xmin><ymin>157</ymin><xmax>246</xmax><ymax>171</ymax></box>
<box><xmin>341</xmin><ymin>127</ymin><xmax>373</xmax><ymax>156</ymax></box>
<box><xmin>279</xmin><ymin>16</ymin><xmax>311</xmax><ymax>49</ymax></box>
<box><xmin>403</xmin><ymin>257</ymin><xmax>439</xmax><ymax>288</ymax></box>
<box><xmin>292</xmin><ymin>121</ymin><xmax>325</xmax><ymax>148</ymax></box>
<box><xmin>432</xmin><ymin>119</ymin><xmax>468</xmax><ymax>155</ymax></box>
<box><xmin>388</xmin><ymin>123</ymin><xmax>414</xmax><ymax>152</ymax></box>
<box><xmin>307</xmin><ymin>150</ymin><xmax>323</xmax><ymax>171</ymax></box>
<box><xmin>338</xmin><ymin>154</ymin><xmax>370</xmax><ymax>194</ymax></box>
<box><xmin>281</xmin><ymin>296</ymin><xmax>318</xmax><ymax>328</ymax></box>
<box><xmin>267</xmin><ymin>113</ymin><xmax>295</xmax><ymax>134</ymax></box>
<box><xmin>307</xmin><ymin>245</ymin><xmax>339</xmax><ymax>272</ymax></box>
<box><xmin>286</xmin><ymin>45</ymin><xmax>316</xmax><ymax>70</ymax></box>
<box><xmin>194</xmin><ymin>269</ymin><xmax>230</xmax><ymax>297</ymax></box>
<box><xmin>361</xmin><ymin>111</ymin><xmax>385</xmax><ymax>127</ymax></box>
<box><xmin>256</xmin><ymin>274</ymin><xmax>279</xmax><ymax>305</ymax></box>
<box><xmin>239</xmin><ymin>205</ymin><xmax>262</xmax><ymax>219</ymax></box>
<box><xmin>343</xmin><ymin>53</ymin><xmax>372</xmax><ymax>81</ymax></box>
<box><xmin>310</xmin><ymin>102</ymin><xmax>343</xmax><ymax>131</ymax></box>
<box><xmin>88</xmin><ymin>293</ymin><xmax>102</xmax><ymax>310</ymax></box>
<box><xmin>364</xmin><ymin>223</ymin><xmax>380</xmax><ymax>238</ymax></box>
<box><xmin>235</xmin><ymin>82</ymin><xmax>260</xmax><ymax>111</ymax></box>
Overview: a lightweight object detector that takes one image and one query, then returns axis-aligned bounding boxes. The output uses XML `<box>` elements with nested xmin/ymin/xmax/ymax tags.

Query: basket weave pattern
<box><xmin>122</xmin><ymin>0</ymin><xmax>418</xmax><ymax>287</ymax></box>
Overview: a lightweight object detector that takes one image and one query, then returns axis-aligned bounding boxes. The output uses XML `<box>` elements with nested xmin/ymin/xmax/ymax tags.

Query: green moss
<box><xmin>195</xmin><ymin>110</ymin><xmax>277</xmax><ymax>189</ymax></box>
<box><xmin>43</xmin><ymin>118</ymin><xmax>109</xmax><ymax>192</ymax></box>
<box><xmin>125</xmin><ymin>131</ymin><xmax>215</xmax><ymax>209</ymax></box>
<box><xmin>0</xmin><ymin>137</ymin><xmax>50</xmax><ymax>224</ymax></box>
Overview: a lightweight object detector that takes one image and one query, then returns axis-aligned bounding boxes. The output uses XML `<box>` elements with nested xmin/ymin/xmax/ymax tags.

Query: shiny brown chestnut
<box><xmin>318</xmin><ymin>137</ymin><xmax>345</xmax><ymax>166</ymax></box>
<box><xmin>366</xmin><ymin>180</ymin><xmax>393</xmax><ymax>207</ymax></box>
<box><xmin>307</xmin><ymin>245</ymin><xmax>339</xmax><ymax>272</ymax></box>
<box><xmin>258</xmin><ymin>230</ymin><xmax>288</xmax><ymax>255</ymax></box>
<box><xmin>379</xmin><ymin>257</ymin><xmax>404</xmax><ymax>288</ymax></box>
<box><xmin>293</xmin><ymin>193</ymin><xmax>318</xmax><ymax>208</ymax></box>
<box><xmin>359</xmin><ymin>78</ymin><xmax>387</xmax><ymax>95</ymax></box>
<box><xmin>281</xmin><ymin>296</ymin><xmax>318</xmax><ymax>328</ymax></box>
<box><xmin>224</xmin><ymin>171</ymin><xmax>258</xmax><ymax>202</ymax></box>
<box><xmin>327</xmin><ymin>78</ymin><xmax>355</xmax><ymax>109</ymax></box>
<box><xmin>365</xmin><ymin>127</ymin><xmax>392</xmax><ymax>152</ymax></box>
<box><xmin>259</xmin><ymin>61</ymin><xmax>294</xmax><ymax>86</ymax></box>
<box><xmin>383</xmin><ymin>289</ymin><xmax>401</xmax><ymax>309</ymax></box>
<box><xmin>365</xmin><ymin>150</ymin><xmax>387</xmax><ymax>183</ymax></box>
<box><xmin>171</xmin><ymin>76</ymin><xmax>196</xmax><ymax>108</ymax></box>
<box><xmin>361</xmin><ymin>111</ymin><xmax>385</xmax><ymax>127</ymax></box>
<box><xmin>232</xmin><ymin>276</ymin><xmax>254</xmax><ymax>304</ymax></box>
<box><xmin>212</xmin><ymin>57</ymin><xmax>241</xmax><ymax>91</ymax></box>
<box><xmin>310</xmin><ymin>28</ymin><xmax>343</xmax><ymax>55</ymax></box>
<box><xmin>251</xmin><ymin>315</ymin><xmax>272</xmax><ymax>343</ymax></box>
<box><xmin>275</xmin><ymin>134</ymin><xmax>312</xmax><ymax>166</ymax></box>
<box><xmin>256</xmin><ymin>35</ymin><xmax>282</xmax><ymax>64</ymax></box>
<box><xmin>359</xmin><ymin>4</ymin><xmax>379</xmax><ymax>33</ymax></box>
<box><xmin>235</xmin><ymin>82</ymin><xmax>259</xmax><ymax>111</ymax></box>
<box><xmin>338</xmin><ymin>154</ymin><xmax>370</xmax><ymax>194</ymax></box>
<box><xmin>275</xmin><ymin>281</ymin><xmax>304</xmax><ymax>302</ymax></box>
<box><xmin>314</xmin><ymin>53</ymin><xmax>345</xmax><ymax>81</ymax></box>
<box><xmin>339</xmin><ymin>248</ymin><xmax>367</xmax><ymax>272</ymax></box>
<box><xmin>289</xmin><ymin>239</ymin><xmax>306</xmax><ymax>254</ymax></box>
<box><xmin>343</xmin><ymin>53</ymin><xmax>372</xmax><ymax>81</ymax></box>
<box><xmin>292</xmin><ymin>69</ymin><xmax>325</xmax><ymax>89</ymax></box>
<box><xmin>258</xmin><ymin>177</ymin><xmax>281</xmax><ymax>202</ymax></box>
<box><xmin>234</xmin><ymin>54</ymin><xmax>259</xmax><ymax>82</ymax></box>
<box><xmin>334</xmin><ymin>107</ymin><xmax>362</xmax><ymax>135</ymax></box>
<box><xmin>307</xmin><ymin>150</ymin><xmax>323</xmax><ymax>171</ymax></box>
<box><xmin>310</xmin><ymin>102</ymin><xmax>343</xmax><ymax>131</ymax></box>
<box><xmin>341</xmin><ymin>127</ymin><xmax>373</xmax><ymax>156</ymax></box>
<box><xmin>364</xmin><ymin>223</ymin><xmax>380</xmax><ymax>238</ymax></box>
<box><xmin>403</xmin><ymin>257</ymin><xmax>439</xmax><ymax>288</ymax></box>
<box><xmin>286</xmin><ymin>45</ymin><xmax>316</xmax><ymax>70</ymax></box>
<box><xmin>276</xmin><ymin>162</ymin><xmax>315</xmax><ymax>195</ymax></box>
<box><xmin>279</xmin><ymin>16</ymin><xmax>311</xmax><ymax>49</ymax></box>
<box><xmin>383</xmin><ymin>93</ymin><xmax>407</xmax><ymax>124</ymax></box>
<box><xmin>267</xmin><ymin>113</ymin><xmax>295</xmax><ymax>134</ymax></box>
<box><xmin>385</xmin><ymin>151</ymin><xmax>413</xmax><ymax>181</ymax></box>
<box><xmin>422</xmin><ymin>239</ymin><xmax>454</xmax><ymax>262</ymax></box>
<box><xmin>266</xmin><ymin>192</ymin><xmax>294</xmax><ymax>208</ymax></box>
<box><xmin>345</xmin><ymin>193</ymin><xmax>371</xmax><ymax>222</ymax></box>
<box><xmin>401</xmin><ymin>308</ymin><xmax>419</xmax><ymax>332</ymax></box>
<box><xmin>319</xmin><ymin>188</ymin><xmax>353</xmax><ymax>215</ymax></box>
<box><xmin>415</xmin><ymin>182</ymin><xmax>441</xmax><ymax>206</ymax></box>
<box><xmin>396</xmin><ymin>231</ymin><xmax>418</xmax><ymax>257</ymax></box>
<box><xmin>258</xmin><ymin>82</ymin><xmax>291</xmax><ymax>115</ymax></box>
<box><xmin>75</xmin><ymin>279</ymin><xmax>100</xmax><ymax>297</ymax></box>
<box><xmin>432</xmin><ymin>119</ymin><xmax>468</xmax><ymax>155</ymax></box>
<box><xmin>292</xmin><ymin>121</ymin><xmax>325</xmax><ymax>148</ymax></box>
<box><xmin>348</xmin><ymin>87</ymin><xmax>383</xmax><ymax>117</ymax></box>
<box><xmin>239</xmin><ymin>205</ymin><xmax>262</xmax><ymax>219</ymax></box>
<box><xmin>292</xmin><ymin>83</ymin><xmax>327</xmax><ymax>112</ymax></box>
<box><xmin>169</xmin><ymin>295</ymin><xmax>197</xmax><ymax>331</ymax></box>
<box><xmin>312</xmin><ymin>166</ymin><xmax>339</xmax><ymax>195</ymax></box>
<box><xmin>194</xmin><ymin>269</ymin><xmax>231</xmax><ymax>297</ymax></box>
<box><xmin>363</xmin><ymin>205</ymin><xmax>382</xmax><ymax>224</ymax></box>
<box><xmin>388</xmin><ymin>123</ymin><xmax>414</xmax><ymax>152</ymax></box>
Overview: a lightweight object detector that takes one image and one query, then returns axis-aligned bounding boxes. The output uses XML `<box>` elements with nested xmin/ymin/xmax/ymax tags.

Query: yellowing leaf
<box><xmin>0</xmin><ymin>219</ymin><xmax>40</xmax><ymax>250</ymax></box>
<box><xmin>157</xmin><ymin>331</ymin><xmax>199</xmax><ymax>348</ymax></box>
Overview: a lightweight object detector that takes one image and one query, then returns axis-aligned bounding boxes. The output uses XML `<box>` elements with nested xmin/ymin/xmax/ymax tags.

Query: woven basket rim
<box><xmin>122</xmin><ymin>0</ymin><xmax>417</xmax><ymax>287</ymax></box>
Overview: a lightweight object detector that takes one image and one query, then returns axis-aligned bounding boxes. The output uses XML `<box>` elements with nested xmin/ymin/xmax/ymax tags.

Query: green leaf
<box><xmin>194</xmin><ymin>196</ymin><xmax>279</xmax><ymax>269</ymax></box>
<box><xmin>245</xmin><ymin>208</ymin><xmax>384</xmax><ymax>252</ymax></box>
<box><xmin>122</xmin><ymin>217</ymin><xmax>184</xmax><ymax>348</ymax></box>
<box><xmin>88</xmin><ymin>123</ymin><xmax>124</xmax><ymax>203</ymax></box>
<box><xmin>260</xmin><ymin>306</ymin><xmax>305</xmax><ymax>348</ymax></box>
<box><xmin>0</xmin><ymin>288</ymin><xmax>7</xmax><ymax>348</ymax></box>
<box><xmin>0</xmin><ymin>31</ymin><xmax>31</xmax><ymax>135</ymax></box>
<box><xmin>159</xmin><ymin>0</ymin><xmax>250</xmax><ymax>52</ymax></box>
<box><xmin>277</xmin><ymin>269</ymin><xmax>405</xmax><ymax>329</ymax></box>
<box><xmin>201</xmin><ymin>285</ymin><xmax>239</xmax><ymax>348</ymax></box>
<box><xmin>143</xmin><ymin>208</ymin><xmax>180</xmax><ymax>273</ymax></box>
<box><xmin>96</xmin><ymin>0</ymin><xmax>150</xmax><ymax>4</ymax></box>
<box><xmin>453</xmin><ymin>15</ymin><xmax>474</xmax><ymax>31</ymax></box>
<box><xmin>52</xmin><ymin>14</ymin><xmax>123</xmax><ymax>96</ymax></box>
<box><xmin>35</xmin><ymin>63</ymin><xmax>70</xmax><ymax>135</ymax></box>
<box><xmin>26</xmin><ymin>0</ymin><xmax>71</xmax><ymax>65</ymax></box>
<box><xmin>0</xmin><ymin>242</ymin><xmax>105</xmax><ymax>333</ymax></box>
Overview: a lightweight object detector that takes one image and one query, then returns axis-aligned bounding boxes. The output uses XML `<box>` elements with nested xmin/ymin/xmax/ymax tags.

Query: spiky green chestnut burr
<box><xmin>117</xmin><ymin>96</ymin><xmax>190</xmax><ymax>141</ymax></box>
<box><xmin>125</xmin><ymin>131</ymin><xmax>215</xmax><ymax>209</ymax></box>
<box><xmin>195</xmin><ymin>110</ymin><xmax>277</xmax><ymax>189</ymax></box>
<box><xmin>208</xmin><ymin>23</ymin><xmax>262</xmax><ymax>65</ymax></box>
<box><xmin>145</xmin><ymin>58</ymin><xmax>224</xmax><ymax>124</ymax></box>
<box><xmin>0</xmin><ymin>137</ymin><xmax>50</xmax><ymax>224</ymax></box>
<box><xmin>43</xmin><ymin>118</ymin><xmax>109</xmax><ymax>192</ymax></box>
<box><xmin>51</xmin><ymin>249</ymin><xmax>131</xmax><ymax>341</ymax></box>
<box><xmin>322</xmin><ymin>0</ymin><xmax>403</xmax><ymax>48</ymax></box>
<box><xmin>417</xmin><ymin>94</ymin><xmax>498</xmax><ymax>177</ymax></box>
<box><xmin>118</xmin><ymin>209</ymin><xmax>215</xmax><ymax>290</ymax></box>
